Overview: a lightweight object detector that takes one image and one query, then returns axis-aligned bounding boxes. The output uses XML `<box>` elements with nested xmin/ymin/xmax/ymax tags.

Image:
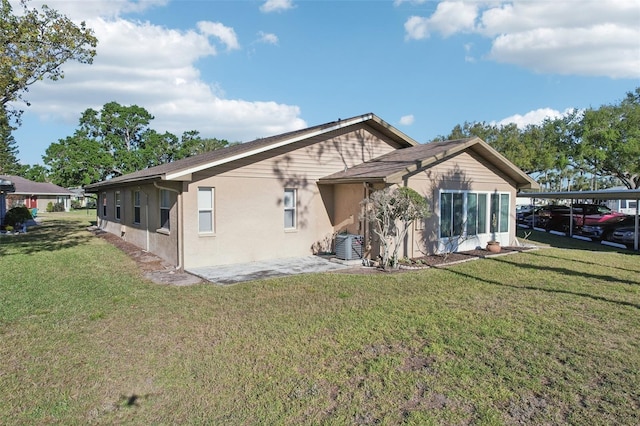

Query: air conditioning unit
<box><xmin>335</xmin><ymin>234</ymin><xmax>364</xmax><ymax>260</ymax></box>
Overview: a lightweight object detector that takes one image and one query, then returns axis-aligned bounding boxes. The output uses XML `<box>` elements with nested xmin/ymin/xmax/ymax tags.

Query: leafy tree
<box><xmin>361</xmin><ymin>186</ymin><xmax>430</xmax><ymax>269</ymax></box>
<box><xmin>577</xmin><ymin>88</ymin><xmax>640</xmax><ymax>189</ymax></box>
<box><xmin>43</xmin><ymin>102</ymin><xmax>233</xmax><ymax>186</ymax></box>
<box><xmin>0</xmin><ymin>107</ymin><xmax>21</xmax><ymax>174</ymax></box>
<box><xmin>19</xmin><ymin>164</ymin><xmax>48</xmax><ymax>182</ymax></box>
<box><xmin>177</xmin><ymin>130</ymin><xmax>231</xmax><ymax>158</ymax></box>
<box><xmin>91</xmin><ymin>102</ymin><xmax>155</xmax><ymax>176</ymax></box>
<box><xmin>139</xmin><ymin>130</ymin><xmax>179</xmax><ymax>167</ymax></box>
<box><xmin>1</xmin><ymin>0</ymin><xmax>97</xmax><ymax>123</ymax></box>
<box><xmin>44</xmin><ymin>133</ymin><xmax>111</xmax><ymax>187</ymax></box>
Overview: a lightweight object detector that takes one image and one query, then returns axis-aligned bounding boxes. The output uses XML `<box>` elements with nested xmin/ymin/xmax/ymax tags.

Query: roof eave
<box><xmin>317</xmin><ymin>177</ymin><xmax>386</xmax><ymax>185</ymax></box>
<box><xmin>165</xmin><ymin>114</ymin><xmax>384</xmax><ymax>181</ymax></box>
<box><xmin>469</xmin><ymin>139</ymin><xmax>540</xmax><ymax>190</ymax></box>
<box><xmin>84</xmin><ymin>174</ymin><xmax>165</xmax><ymax>192</ymax></box>
<box><xmin>368</xmin><ymin>114</ymin><xmax>420</xmax><ymax>147</ymax></box>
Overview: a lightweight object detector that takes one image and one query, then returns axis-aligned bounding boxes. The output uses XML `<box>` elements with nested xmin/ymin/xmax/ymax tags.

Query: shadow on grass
<box><xmin>525</xmin><ymin>250</ymin><xmax>640</xmax><ymax>275</ymax></box>
<box><xmin>444</xmin><ymin>263</ymin><xmax>640</xmax><ymax>310</ymax></box>
<box><xmin>0</xmin><ymin>219</ymin><xmax>94</xmax><ymax>256</ymax></box>
<box><xmin>517</xmin><ymin>228</ymin><xmax>623</xmax><ymax>251</ymax></box>
<box><xmin>490</xmin><ymin>255</ymin><xmax>640</xmax><ymax>287</ymax></box>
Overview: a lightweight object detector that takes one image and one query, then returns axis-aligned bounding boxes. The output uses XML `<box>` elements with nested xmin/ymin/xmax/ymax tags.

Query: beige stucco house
<box><xmin>84</xmin><ymin>113</ymin><xmax>538</xmax><ymax>270</ymax></box>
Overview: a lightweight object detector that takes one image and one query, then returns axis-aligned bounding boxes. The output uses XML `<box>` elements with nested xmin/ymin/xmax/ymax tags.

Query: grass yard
<box><xmin>1</xmin><ymin>212</ymin><xmax>639</xmax><ymax>425</ymax></box>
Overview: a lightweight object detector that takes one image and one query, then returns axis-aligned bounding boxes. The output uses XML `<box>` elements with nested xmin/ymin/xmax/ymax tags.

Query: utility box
<box><xmin>335</xmin><ymin>234</ymin><xmax>364</xmax><ymax>260</ymax></box>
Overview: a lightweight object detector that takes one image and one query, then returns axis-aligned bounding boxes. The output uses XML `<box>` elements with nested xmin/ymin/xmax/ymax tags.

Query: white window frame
<box><xmin>133</xmin><ymin>191</ymin><xmax>141</xmax><ymax>225</ymax></box>
<box><xmin>440</xmin><ymin>190</ymin><xmax>510</xmax><ymax>239</ymax></box>
<box><xmin>115</xmin><ymin>191</ymin><xmax>121</xmax><ymax>221</ymax></box>
<box><xmin>159</xmin><ymin>189</ymin><xmax>171</xmax><ymax>231</ymax></box>
<box><xmin>284</xmin><ymin>188</ymin><xmax>296</xmax><ymax>230</ymax></box>
<box><xmin>198</xmin><ymin>187</ymin><xmax>215</xmax><ymax>234</ymax></box>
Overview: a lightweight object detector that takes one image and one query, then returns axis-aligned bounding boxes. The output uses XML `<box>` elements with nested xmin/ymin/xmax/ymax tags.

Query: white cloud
<box><xmin>404</xmin><ymin>16</ymin><xmax>430</xmax><ymax>41</ymax></box>
<box><xmin>11</xmin><ymin>7</ymin><xmax>307</xmax><ymax>144</ymax></box>
<box><xmin>464</xmin><ymin>43</ymin><xmax>475</xmax><ymax>63</ymax></box>
<box><xmin>257</xmin><ymin>31</ymin><xmax>279</xmax><ymax>45</ymax></box>
<box><xmin>394</xmin><ymin>0</ymin><xmax>429</xmax><ymax>6</ymax></box>
<box><xmin>197</xmin><ymin>21</ymin><xmax>240</xmax><ymax>51</ymax></box>
<box><xmin>260</xmin><ymin>0</ymin><xmax>295</xmax><ymax>13</ymax></box>
<box><xmin>405</xmin><ymin>1</ymin><xmax>478</xmax><ymax>40</ymax></box>
<box><xmin>399</xmin><ymin>114</ymin><xmax>415</xmax><ymax>125</ymax></box>
<box><xmin>403</xmin><ymin>0</ymin><xmax>640</xmax><ymax>78</ymax></box>
<box><xmin>495</xmin><ymin>108</ymin><xmax>574</xmax><ymax>129</ymax></box>
<box><xmin>10</xmin><ymin>0</ymin><xmax>168</xmax><ymax>20</ymax></box>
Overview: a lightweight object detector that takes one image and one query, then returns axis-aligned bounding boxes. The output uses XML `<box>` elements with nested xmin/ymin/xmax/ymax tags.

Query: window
<box><xmin>490</xmin><ymin>193</ymin><xmax>510</xmax><ymax>233</ymax></box>
<box><xmin>440</xmin><ymin>191</ymin><xmax>507</xmax><ymax>238</ymax></box>
<box><xmin>102</xmin><ymin>192</ymin><xmax>107</xmax><ymax>217</ymax></box>
<box><xmin>133</xmin><ymin>191</ymin><xmax>141</xmax><ymax>224</ymax></box>
<box><xmin>198</xmin><ymin>187</ymin><xmax>214</xmax><ymax>233</ymax></box>
<box><xmin>159</xmin><ymin>189</ymin><xmax>171</xmax><ymax>230</ymax></box>
<box><xmin>115</xmin><ymin>191</ymin><xmax>121</xmax><ymax>221</ymax></box>
<box><xmin>284</xmin><ymin>189</ymin><xmax>296</xmax><ymax>229</ymax></box>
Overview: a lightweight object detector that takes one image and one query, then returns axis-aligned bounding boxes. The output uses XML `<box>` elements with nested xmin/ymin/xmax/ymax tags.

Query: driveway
<box><xmin>187</xmin><ymin>256</ymin><xmax>354</xmax><ymax>285</ymax></box>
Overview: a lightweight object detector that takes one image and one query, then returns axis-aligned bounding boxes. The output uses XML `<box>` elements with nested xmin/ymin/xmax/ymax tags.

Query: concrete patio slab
<box><xmin>187</xmin><ymin>256</ymin><xmax>355</xmax><ymax>285</ymax></box>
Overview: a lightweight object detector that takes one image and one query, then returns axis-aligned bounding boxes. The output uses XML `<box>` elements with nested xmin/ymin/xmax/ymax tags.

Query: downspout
<box><xmin>138</xmin><ymin>187</ymin><xmax>150</xmax><ymax>252</ymax></box>
<box><xmin>363</xmin><ymin>182</ymin><xmax>372</xmax><ymax>260</ymax></box>
<box><xmin>154</xmin><ymin>181</ymin><xmax>183</xmax><ymax>271</ymax></box>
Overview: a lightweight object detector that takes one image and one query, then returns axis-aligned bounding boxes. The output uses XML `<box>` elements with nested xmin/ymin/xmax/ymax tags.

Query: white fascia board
<box><xmin>165</xmin><ymin>114</ymin><xmax>373</xmax><ymax>181</ymax></box>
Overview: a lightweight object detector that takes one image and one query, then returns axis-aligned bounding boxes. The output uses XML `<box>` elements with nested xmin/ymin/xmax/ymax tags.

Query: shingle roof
<box><xmin>0</xmin><ymin>175</ymin><xmax>75</xmax><ymax>195</ymax></box>
<box><xmin>84</xmin><ymin>113</ymin><xmax>419</xmax><ymax>191</ymax></box>
<box><xmin>318</xmin><ymin>137</ymin><xmax>539</xmax><ymax>190</ymax></box>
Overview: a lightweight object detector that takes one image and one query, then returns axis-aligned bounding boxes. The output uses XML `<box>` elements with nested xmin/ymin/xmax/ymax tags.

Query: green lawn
<box><xmin>1</xmin><ymin>213</ymin><xmax>639</xmax><ymax>425</ymax></box>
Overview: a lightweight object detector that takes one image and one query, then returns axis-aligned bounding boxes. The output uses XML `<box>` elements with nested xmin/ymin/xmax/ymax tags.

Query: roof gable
<box><xmin>318</xmin><ymin>137</ymin><xmax>539</xmax><ymax>190</ymax></box>
<box><xmin>85</xmin><ymin>113</ymin><xmax>419</xmax><ymax>191</ymax></box>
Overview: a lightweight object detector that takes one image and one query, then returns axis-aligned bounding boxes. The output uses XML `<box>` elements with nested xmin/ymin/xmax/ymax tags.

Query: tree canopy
<box><xmin>0</xmin><ymin>108</ymin><xmax>21</xmax><ymax>174</ymax></box>
<box><xmin>44</xmin><ymin>102</ymin><xmax>232</xmax><ymax>187</ymax></box>
<box><xmin>441</xmin><ymin>87</ymin><xmax>640</xmax><ymax>190</ymax></box>
<box><xmin>577</xmin><ymin>88</ymin><xmax>640</xmax><ymax>189</ymax></box>
<box><xmin>1</xmin><ymin>0</ymin><xmax>97</xmax><ymax>123</ymax></box>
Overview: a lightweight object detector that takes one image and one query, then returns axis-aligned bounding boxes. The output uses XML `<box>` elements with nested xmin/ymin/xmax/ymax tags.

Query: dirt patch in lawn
<box><xmin>87</xmin><ymin>226</ymin><xmax>202</xmax><ymax>286</ymax></box>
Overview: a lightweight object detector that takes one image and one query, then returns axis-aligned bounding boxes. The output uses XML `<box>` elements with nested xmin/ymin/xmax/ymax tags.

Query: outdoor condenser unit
<box><xmin>335</xmin><ymin>233</ymin><xmax>364</xmax><ymax>260</ymax></box>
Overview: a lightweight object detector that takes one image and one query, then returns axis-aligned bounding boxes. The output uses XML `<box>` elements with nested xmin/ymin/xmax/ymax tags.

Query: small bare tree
<box><xmin>361</xmin><ymin>186</ymin><xmax>430</xmax><ymax>269</ymax></box>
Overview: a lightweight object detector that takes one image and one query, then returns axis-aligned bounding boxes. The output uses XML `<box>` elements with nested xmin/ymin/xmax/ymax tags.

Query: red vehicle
<box><xmin>575</xmin><ymin>204</ymin><xmax>626</xmax><ymax>227</ymax></box>
<box><xmin>545</xmin><ymin>204</ymin><xmax>625</xmax><ymax>233</ymax></box>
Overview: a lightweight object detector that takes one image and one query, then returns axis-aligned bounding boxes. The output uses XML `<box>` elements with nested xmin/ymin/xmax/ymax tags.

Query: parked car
<box><xmin>574</xmin><ymin>203</ymin><xmax>626</xmax><ymax>227</ymax></box>
<box><xmin>611</xmin><ymin>225</ymin><xmax>639</xmax><ymax>248</ymax></box>
<box><xmin>523</xmin><ymin>203</ymin><xmax>625</xmax><ymax>234</ymax></box>
<box><xmin>580</xmin><ymin>215</ymin><xmax>635</xmax><ymax>241</ymax></box>
<box><xmin>521</xmin><ymin>205</ymin><xmax>570</xmax><ymax>229</ymax></box>
<box><xmin>516</xmin><ymin>205</ymin><xmax>535</xmax><ymax>224</ymax></box>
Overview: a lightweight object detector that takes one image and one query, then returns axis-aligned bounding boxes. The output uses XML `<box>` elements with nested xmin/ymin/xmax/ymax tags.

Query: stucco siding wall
<box><xmin>96</xmin><ymin>184</ymin><xmax>179</xmax><ymax>265</ymax></box>
<box><xmin>405</xmin><ymin>151</ymin><xmax>518</xmax><ymax>257</ymax></box>
<box><xmin>181</xmin><ymin>129</ymin><xmax>398</xmax><ymax>268</ymax></box>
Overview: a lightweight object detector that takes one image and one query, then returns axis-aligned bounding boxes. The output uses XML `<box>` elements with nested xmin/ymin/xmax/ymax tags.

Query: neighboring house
<box><xmin>68</xmin><ymin>186</ymin><xmax>96</xmax><ymax>208</ymax></box>
<box><xmin>84</xmin><ymin>113</ymin><xmax>538</xmax><ymax>270</ymax></box>
<box><xmin>0</xmin><ymin>175</ymin><xmax>74</xmax><ymax>213</ymax></box>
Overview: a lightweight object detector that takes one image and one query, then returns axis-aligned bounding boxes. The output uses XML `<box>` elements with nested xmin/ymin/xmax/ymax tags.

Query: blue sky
<box><xmin>10</xmin><ymin>0</ymin><xmax>640</xmax><ymax>166</ymax></box>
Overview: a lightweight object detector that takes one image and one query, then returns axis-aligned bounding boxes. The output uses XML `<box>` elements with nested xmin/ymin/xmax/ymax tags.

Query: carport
<box><xmin>519</xmin><ymin>189</ymin><xmax>640</xmax><ymax>250</ymax></box>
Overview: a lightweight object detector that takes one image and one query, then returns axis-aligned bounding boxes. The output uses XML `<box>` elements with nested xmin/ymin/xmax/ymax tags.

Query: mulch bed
<box><xmin>411</xmin><ymin>246</ymin><xmax>535</xmax><ymax>267</ymax></box>
<box><xmin>332</xmin><ymin>246</ymin><xmax>536</xmax><ymax>274</ymax></box>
